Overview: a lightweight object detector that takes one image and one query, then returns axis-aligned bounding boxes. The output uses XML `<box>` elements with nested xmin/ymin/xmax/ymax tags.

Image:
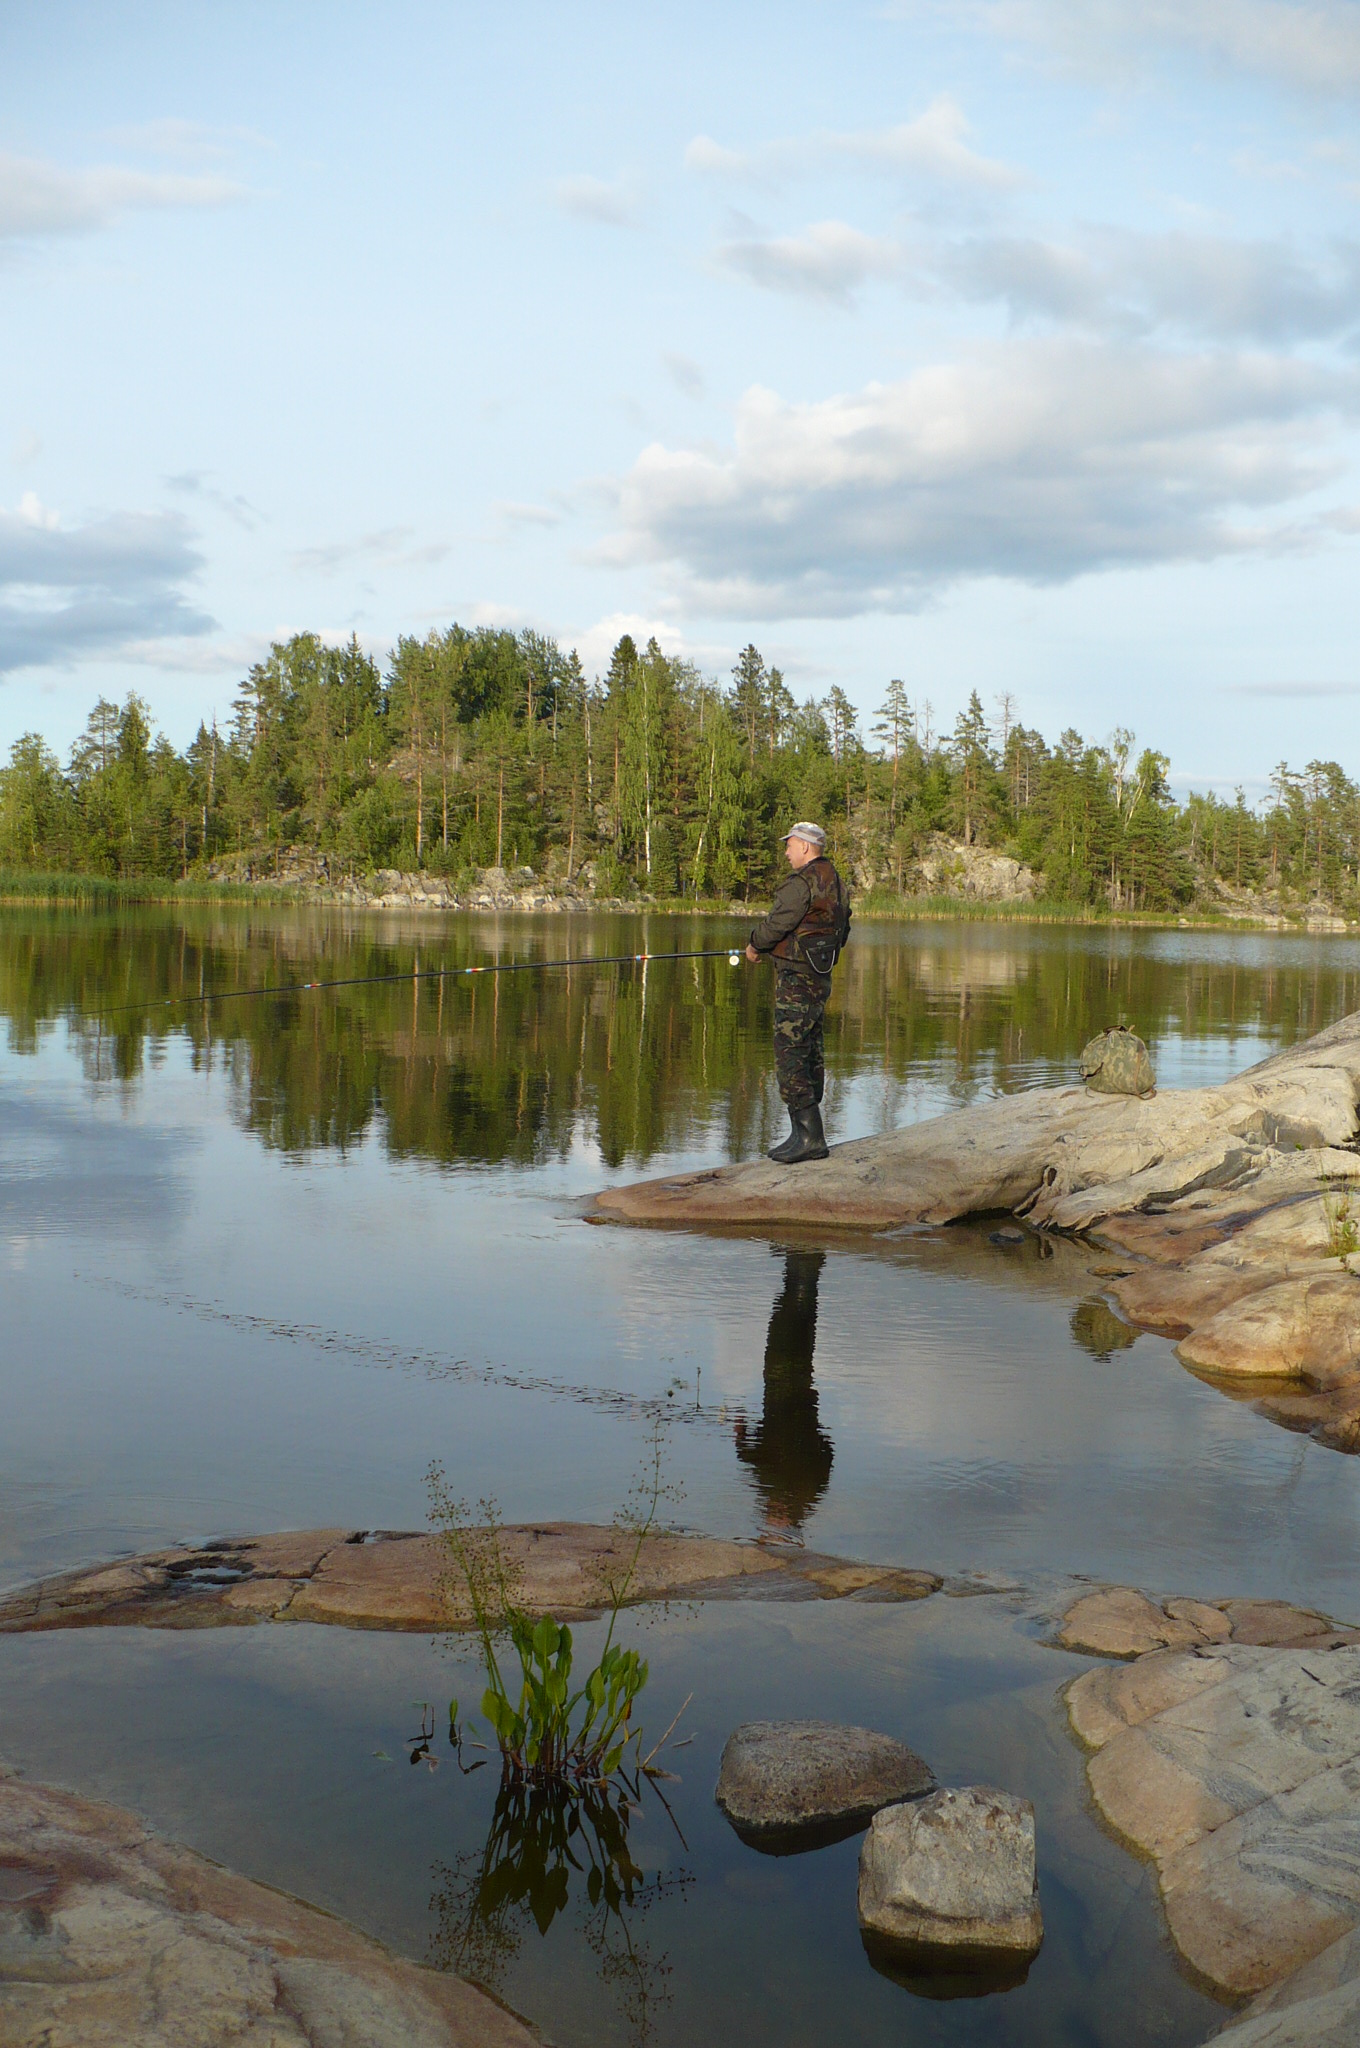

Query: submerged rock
<box><xmin>857</xmin><ymin>1787</ymin><xmax>1043</xmax><ymax>1958</ymax></box>
<box><xmin>0</xmin><ymin>1764</ymin><xmax>534</xmax><ymax>2047</ymax></box>
<box><xmin>0</xmin><ymin>1526</ymin><xmax>942</xmax><ymax>1636</ymax></box>
<box><xmin>714</xmin><ymin>1719</ymin><xmax>934</xmax><ymax>1848</ymax></box>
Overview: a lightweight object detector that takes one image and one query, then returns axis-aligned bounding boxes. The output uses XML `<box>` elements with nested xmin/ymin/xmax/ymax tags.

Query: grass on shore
<box><xmin>0</xmin><ymin>868</ymin><xmax>1339</xmax><ymax>931</ymax></box>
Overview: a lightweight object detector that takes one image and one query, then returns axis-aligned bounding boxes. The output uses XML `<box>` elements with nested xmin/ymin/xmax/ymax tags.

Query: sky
<box><xmin>2</xmin><ymin>0</ymin><xmax>1359</xmax><ymax>797</ymax></box>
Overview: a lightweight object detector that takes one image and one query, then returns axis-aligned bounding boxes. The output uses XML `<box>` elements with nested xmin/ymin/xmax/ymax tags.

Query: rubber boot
<box><xmin>768</xmin><ymin>1104</ymin><xmax>828</xmax><ymax>1165</ymax></box>
<box><xmin>768</xmin><ymin>1112</ymin><xmax>802</xmax><ymax>1163</ymax></box>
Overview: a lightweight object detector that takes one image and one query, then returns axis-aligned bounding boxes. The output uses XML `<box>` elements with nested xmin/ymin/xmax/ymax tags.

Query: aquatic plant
<box><xmin>427</xmin><ymin>1426</ymin><xmax>681</xmax><ymax>1785</ymax></box>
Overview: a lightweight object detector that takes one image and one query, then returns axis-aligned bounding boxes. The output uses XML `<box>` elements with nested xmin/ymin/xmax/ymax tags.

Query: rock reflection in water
<box><xmin>735</xmin><ymin>1249</ymin><xmax>834</xmax><ymax>1533</ymax></box>
<box><xmin>429</xmin><ymin>1775</ymin><xmax>691</xmax><ymax>2045</ymax></box>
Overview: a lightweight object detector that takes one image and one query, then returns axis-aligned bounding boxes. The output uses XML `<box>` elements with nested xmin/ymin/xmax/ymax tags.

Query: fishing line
<box><xmin>93</xmin><ymin>946</ymin><xmax>746</xmax><ymax>1021</ymax></box>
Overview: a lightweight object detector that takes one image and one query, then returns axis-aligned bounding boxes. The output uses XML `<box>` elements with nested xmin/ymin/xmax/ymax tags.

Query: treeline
<box><xmin>1</xmin><ymin>625</ymin><xmax>1357</xmax><ymax>911</ymax></box>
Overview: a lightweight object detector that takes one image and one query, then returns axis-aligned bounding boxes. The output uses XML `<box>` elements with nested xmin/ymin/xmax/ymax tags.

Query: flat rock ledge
<box><xmin>0</xmin><ymin>1762</ymin><xmax>534</xmax><ymax>2048</ymax></box>
<box><xmin>714</xmin><ymin>1719</ymin><xmax>935</xmax><ymax>1850</ymax></box>
<box><xmin>857</xmin><ymin>1787</ymin><xmax>1042</xmax><ymax>1966</ymax></box>
<box><xmin>1068</xmin><ymin>1639</ymin><xmax>1360</xmax><ymax>2017</ymax></box>
<box><xmin>591</xmin><ymin>1011</ymin><xmax>1360</xmax><ymax>1450</ymax></box>
<box><xmin>0</xmin><ymin>1525</ymin><xmax>942</xmax><ymax>1636</ymax></box>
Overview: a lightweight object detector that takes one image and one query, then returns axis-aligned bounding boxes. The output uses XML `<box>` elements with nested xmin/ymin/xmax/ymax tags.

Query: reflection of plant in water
<box><xmin>427</xmin><ymin>1422</ymin><xmax>685</xmax><ymax>1785</ymax></box>
<box><xmin>428</xmin><ymin>1774</ymin><xmax>691</xmax><ymax>2046</ymax></box>
<box><xmin>1070</xmin><ymin>1295</ymin><xmax>1139</xmax><ymax>1362</ymax></box>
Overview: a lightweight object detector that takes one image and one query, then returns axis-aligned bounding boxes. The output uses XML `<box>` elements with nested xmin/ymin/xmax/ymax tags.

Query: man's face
<box><xmin>785</xmin><ymin>835</ymin><xmax>817</xmax><ymax>868</ymax></box>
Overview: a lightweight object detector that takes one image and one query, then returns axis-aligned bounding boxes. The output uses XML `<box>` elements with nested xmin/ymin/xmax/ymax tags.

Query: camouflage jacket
<box><xmin>749</xmin><ymin>858</ymin><xmax>850</xmax><ymax>978</ymax></box>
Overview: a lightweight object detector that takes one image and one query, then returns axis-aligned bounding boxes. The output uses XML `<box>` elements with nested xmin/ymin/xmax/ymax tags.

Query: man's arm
<box><xmin>748</xmin><ymin>872</ymin><xmax>812</xmax><ymax>953</ymax></box>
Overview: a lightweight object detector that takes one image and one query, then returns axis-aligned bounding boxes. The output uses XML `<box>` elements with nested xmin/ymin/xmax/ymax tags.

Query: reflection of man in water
<box><xmin>734</xmin><ymin>1249</ymin><xmax>834</xmax><ymax>1532</ymax></box>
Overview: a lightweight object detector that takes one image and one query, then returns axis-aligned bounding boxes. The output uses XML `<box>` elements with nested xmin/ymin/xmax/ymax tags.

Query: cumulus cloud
<box><xmin>684</xmin><ymin>97</ymin><xmax>1020</xmax><ymax>189</ymax></box>
<box><xmin>0</xmin><ymin>150</ymin><xmax>244</xmax><ymax>239</ymax></box>
<box><xmin>0</xmin><ymin>499</ymin><xmax>213</xmax><ymax>674</ymax></box>
<box><xmin>554</xmin><ymin>173</ymin><xmax>642</xmax><ymax>227</ymax></box>
<box><xmin>933</xmin><ymin>0</ymin><xmax>1360</xmax><ymax>96</ymax></box>
<box><xmin>602</xmin><ymin>341</ymin><xmax>1358</xmax><ymax>615</ymax></box>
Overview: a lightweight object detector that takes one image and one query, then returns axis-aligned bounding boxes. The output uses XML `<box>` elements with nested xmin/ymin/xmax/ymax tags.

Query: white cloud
<box><xmin>103</xmin><ymin>118</ymin><xmax>273</xmax><ymax>166</ymax></box>
<box><xmin>572</xmin><ymin>611</ymin><xmax>728</xmax><ymax>675</ymax></box>
<box><xmin>718</xmin><ymin>213</ymin><xmax>1360</xmax><ymax>341</ymax></box>
<box><xmin>685</xmin><ymin>136</ymin><xmax>751</xmax><ymax>176</ymax></box>
<box><xmin>554</xmin><ymin>173</ymin><xmax>642</xmax><ymax>227</ymax></box>
<box><xmin>0</xmin><ymin>503</ymin><xmax>213</xmax><ymax>673</ymax></box>
<box><xmin>9</xmin><ymin>431</ymin><xmax>42</xmax><ymax>466</ymax></box>
<box><xmin>945</xmin><ymin>228</ymin><xmax>1360</xmax><ymax>342</ymax></box>
<box><xmin>717</xmin><ymin>221</ymin><xmax>907</xmax><ymax>304</ymax></box>
<box><xmin>603</xmin><ymin>341</ymin><xmax>1359</xmax><ymax>616</ymax></box>
<box><xmin>497</xmin><ymin>501</ymin><xmax>563</xmax><ymax>528</ymax></box>
<box><xmin>684</xmin><ymin>97</ymin><xmax>1020</xmax><ymax>190</ymax></box>
<box><xmin>0</xmin><ymin>150</ymin><xmax>245</xmax><ymax>239</ymax></box>
<box><xmin>941</xmin><ymin>0</ymin><xmax>1360</xmax><ymax>96</ymax></box>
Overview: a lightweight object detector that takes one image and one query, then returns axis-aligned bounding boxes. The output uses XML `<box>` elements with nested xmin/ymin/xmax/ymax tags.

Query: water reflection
<box><xmin>429</xmin><ymin>1775</ymin><xmax>691</xmax><ymax>2045</ymax></box>
<box><xmin>735</xmin><ymin>1249</ymin><xmax>834</xmax><ymax>1533</ymax></box>
<box><xmin>1069</xmin><ymin>1297</ymin><xmax>1139</xmax><ymax>1363</ymax></box>
<box><xmin>4</xmin><ymin>908</ymin><xmax>1360</xmax><ymax>1170</ymax></box>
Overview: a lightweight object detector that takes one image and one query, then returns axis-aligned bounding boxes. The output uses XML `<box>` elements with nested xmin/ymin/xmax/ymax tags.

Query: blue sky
<box><xmin>2</xmin><ymin>0</ymin><xmax>1359</xmax><ymax>796</ymax></box>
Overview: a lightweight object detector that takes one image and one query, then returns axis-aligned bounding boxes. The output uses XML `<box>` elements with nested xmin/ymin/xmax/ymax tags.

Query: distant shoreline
<box><xmin>0</xmin><ymin>868</ymin><xmax>1350</xmax><ymax>934</ymax></box>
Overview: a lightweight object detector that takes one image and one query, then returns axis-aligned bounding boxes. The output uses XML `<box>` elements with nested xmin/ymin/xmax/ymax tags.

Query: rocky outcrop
<box><xmin>593</xmin><ymin>1011</ymin><xmax>1360</xmax><ymax>1448</ymax></box>
<box><xmin>1068</xmin><ymin>1643</ymin><xmax>1360</xmax><ymax>2000</ymax></box>
<box><xmin>714</xmin><ymin>1721</ymin><xmax>934</xmax><ymax>1848</ymax></box>
<box><xmin>205</xmin><ymin>850</ymin><xmax>644</xmax><ymax>913</ymax></box>
<box><xmin>911</xmin><ymin>834</ymin><xmax>1038</xmax><ymax>904</ymax></box>
<box><xmin>0</xmin><ymin>1763</ymin><xmax>535</xmax><ymax>2048</ymax></box>
<box><xmin>0</xmin><ymin>1525</ymin><xmax>942</xmax><ymax>1635</ymax></box>
<box><xmin>857</xmin><ymin>1787</ymin><xmax>1042</xmax><ymax>1959</ymax></box>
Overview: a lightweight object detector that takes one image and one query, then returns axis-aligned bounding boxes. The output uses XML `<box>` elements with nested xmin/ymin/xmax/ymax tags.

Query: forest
<box><xmin>0</xmin><ymin>624</ymin><xmax>1355</xmax><ymax>914</ymax></box>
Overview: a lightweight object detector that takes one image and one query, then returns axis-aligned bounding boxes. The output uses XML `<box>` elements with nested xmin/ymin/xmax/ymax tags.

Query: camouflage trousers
<box><xmin>773</xmin><ymin>968</ymin><xmax>829</xmax><ymax>1109</ymax></box>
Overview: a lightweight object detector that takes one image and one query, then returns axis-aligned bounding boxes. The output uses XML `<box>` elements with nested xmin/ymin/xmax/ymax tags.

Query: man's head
<box><xmin>782</xmin><ymin>822</ymin><xmax>825</xmax><ymax>869</ymax></box>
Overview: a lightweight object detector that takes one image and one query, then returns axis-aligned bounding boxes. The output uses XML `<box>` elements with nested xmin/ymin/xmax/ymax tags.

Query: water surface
<box><xmin>3</xmin><ymin>908</ymin><xmax>1359</xmax><ymax>2044</ymax></box>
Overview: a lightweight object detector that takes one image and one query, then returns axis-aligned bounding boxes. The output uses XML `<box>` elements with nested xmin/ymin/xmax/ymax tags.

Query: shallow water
<box><xmin>3</xmin><ymin>908</ymin><xmax>1360</xmax><ymax>2043</ymax></box>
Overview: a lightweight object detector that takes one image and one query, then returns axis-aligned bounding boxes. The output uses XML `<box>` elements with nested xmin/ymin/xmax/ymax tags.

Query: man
<box><xmin>744</xmin><ymin>822</ymin><xmax>851</xmax><ymax>1163</ymax></box>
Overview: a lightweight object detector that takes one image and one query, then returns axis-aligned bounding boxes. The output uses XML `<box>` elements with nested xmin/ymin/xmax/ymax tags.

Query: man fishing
<box><xmin>745</xmin><ymin>823</ymin><xmax>851</xmax><ymax>1164</ymax></box>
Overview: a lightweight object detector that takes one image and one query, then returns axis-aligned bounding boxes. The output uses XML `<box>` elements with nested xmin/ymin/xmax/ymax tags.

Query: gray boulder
<box><xmin>715</xmin><ymin>1719</ymin><xmax>934</xmax><ymax>1849</ymax></box>
<box><xmin>857</xmin><ymin>1786</ymin><xmax>1043</xmax><ymax>1957</ymax></box>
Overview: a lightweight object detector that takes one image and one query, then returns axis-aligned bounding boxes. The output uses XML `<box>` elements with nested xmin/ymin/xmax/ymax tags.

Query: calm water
<box><xmin>3</xmin><ymin>908</ymin><xmax>1360</xmax><ymax>2045</ymax></box>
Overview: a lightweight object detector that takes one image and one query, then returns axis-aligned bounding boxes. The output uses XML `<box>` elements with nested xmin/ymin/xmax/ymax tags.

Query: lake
<box><xmin>3</xmin><ymin>907</ymin><xmax>1359</xmax><ymax>2045</ymax></box>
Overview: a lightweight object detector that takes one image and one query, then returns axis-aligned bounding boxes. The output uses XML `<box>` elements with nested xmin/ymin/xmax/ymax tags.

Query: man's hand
<box><xmin>745</xmin><ymin>943</ymin><xmax>760</xmax><ymax>963</ymax></box>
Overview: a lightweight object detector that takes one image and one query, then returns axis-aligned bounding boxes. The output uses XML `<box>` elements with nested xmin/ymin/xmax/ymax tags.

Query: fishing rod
<box><xmin>94</xmin><ymin>945</ymin><xmax>747</xmax><ymax>1020</ymax></box>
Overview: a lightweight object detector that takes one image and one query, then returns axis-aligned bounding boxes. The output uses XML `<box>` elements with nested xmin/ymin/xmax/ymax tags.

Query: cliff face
<box><xmin>910</xmin><ymin>834</ymin><xmax>1039</xmax><ymax>903</ymax></box>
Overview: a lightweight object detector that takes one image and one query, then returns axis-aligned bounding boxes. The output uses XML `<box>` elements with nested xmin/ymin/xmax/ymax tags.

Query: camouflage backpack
<box><xmin>1079</xmin><ymin>1025</ymin><xmax>1156</xmax><ymax>1099</ymax></box>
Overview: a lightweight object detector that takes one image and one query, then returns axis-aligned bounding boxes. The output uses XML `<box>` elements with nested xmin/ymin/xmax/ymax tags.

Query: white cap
<box><xmin>781</xmin><ymin>821</ymin><xmax>825</xmax><ymax>847</ymax></box>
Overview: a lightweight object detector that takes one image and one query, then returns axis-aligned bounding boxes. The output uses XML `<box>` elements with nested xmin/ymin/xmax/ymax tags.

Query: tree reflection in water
<box><xmin>735</xmin><ymin>1248</ymin><xmax>834</xmax><ymax>1533</ymax></box>
<box><xmin>428</xmin><ymin>1775</ymin><xmax>691</xmax><ymax>2046</ymax></box>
